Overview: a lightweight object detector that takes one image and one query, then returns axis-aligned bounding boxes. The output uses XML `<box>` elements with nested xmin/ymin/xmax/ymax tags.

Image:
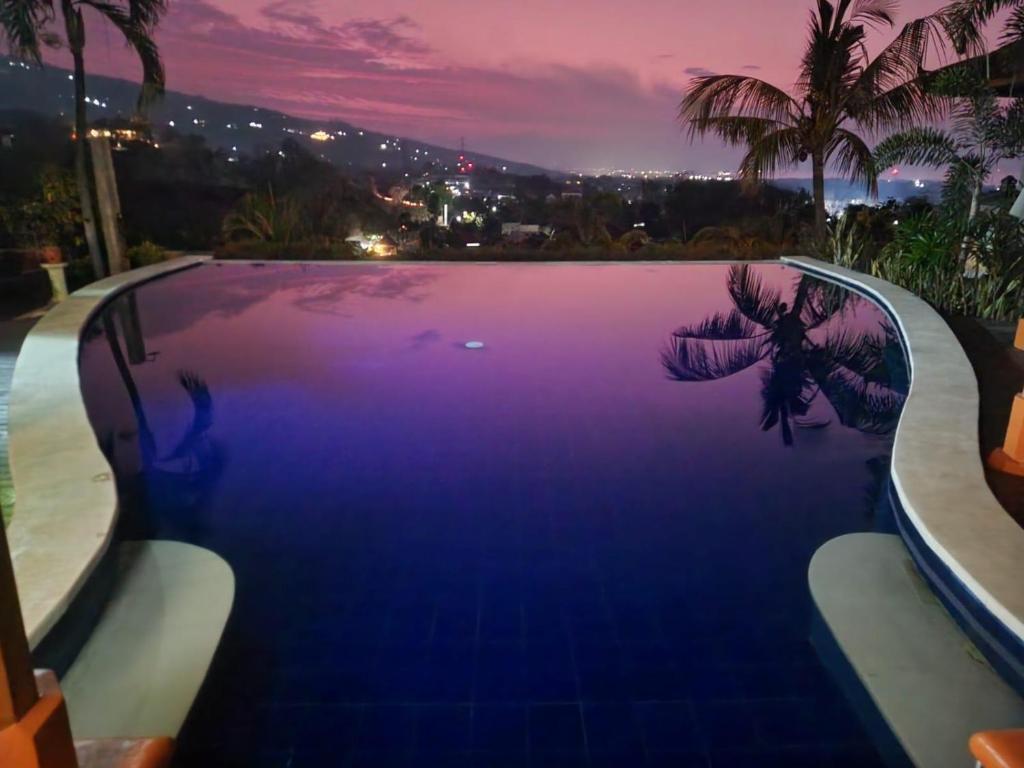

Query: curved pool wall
<box><xmin>8</xmin><ymin>255</ymin><xmax>1020</xmax><ymax>761</ymax></box>
<box><xmin>783</xmin><ymin>256</ymin><xmax>1024</xmax><ymax>695</ymax></box>
<box><xmin>75</xmin><ymin>260</ymin><xmax>912</xmax><ymax>765</ymax></box>
<box><xmin>6</xmin><ymin>255</ymin><xmax>208</xmax><ymax>649</ymax></box>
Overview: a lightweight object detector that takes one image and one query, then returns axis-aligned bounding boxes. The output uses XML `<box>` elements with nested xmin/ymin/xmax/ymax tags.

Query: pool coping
<box><xmin>782</xmin><ymin>256</ymin><xmax>1024</xmax><ymax>660</ymax></box>
<box><xmin>7</xmin><ymin>255</ymin><xmax>209</xmax><ymax>648</ymax></box>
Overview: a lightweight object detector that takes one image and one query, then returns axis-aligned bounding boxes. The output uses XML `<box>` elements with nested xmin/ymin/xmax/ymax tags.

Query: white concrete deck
<box><xmin>784</xmin><ymin>256</ymin><xmax>1024</xmax><ymax>651</ymax></box>
<box><xmin>810</xmin><ymin>534</ymin><xmax>1024</xmax><ymax>768</ymax></box>
<box><xmin>6</xmin><ymin>257</ymin><xmax>209</xmax><ymax>647</ymax></box>
<box><xmin>62</xmin><ymin>540</ymin><xmax>234</xmax><ymax>739</ymax></box>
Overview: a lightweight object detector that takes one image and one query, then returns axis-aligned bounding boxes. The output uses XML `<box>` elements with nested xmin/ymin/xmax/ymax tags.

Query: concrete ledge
<box><xmin>62</xmin><ymin>540</ymin><xmax>234</xmax><ymax>739</ymax></box>
<box><xmin>784</xmin><ymin>257</ymin><xmax>1024</xmax><ymax>668</ymax></box>
<box><xmin>810</xmin><ymin>534</ymin><xmax>1024</xmax><ymax>768</ymax></box>
<box><xmin>7</xmin><ymin>257</ymin><xmax>209</xmax><ymax>648</ymax></box>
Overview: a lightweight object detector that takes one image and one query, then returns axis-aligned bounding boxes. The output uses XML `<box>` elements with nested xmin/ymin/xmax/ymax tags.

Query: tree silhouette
<box><xmin>662</xmin><ymin>265</ymin><xmax>908</xmax><ymax>445</ymax></box>
<box><xmin>679</xmin><ymin>0</ymin><xmax>942</xmax><ymax>239</ymax></box>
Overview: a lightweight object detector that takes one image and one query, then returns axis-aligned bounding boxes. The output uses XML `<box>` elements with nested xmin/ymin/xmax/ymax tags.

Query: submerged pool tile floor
<box><xmin>80</xmin><ymin>264</ymin><xmax>906</xmax><ymax>767</ymax></box>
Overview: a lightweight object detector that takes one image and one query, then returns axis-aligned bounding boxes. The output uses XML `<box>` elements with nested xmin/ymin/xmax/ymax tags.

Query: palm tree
<box><xmin>939</xmin><ymin>0</ymin><xmax>1023</xmax><ymax>53</ymax></box>
<box><xmin>875</xmin><ymin>69</ymin><xmax>1024</xmax><ymax>228</ymax></box>
<box><xmin>679</xmin><ymin>0</ymin><xmax>942</xmax><ymax>239</ymax></box>
<box><xmin>661</xmin><ymin>265</ymin><xmax>908</xmax><ymax>445</ymax></box>
<box><xmin>934</xmin><ymin>0</ymin><xmax>1024</xmax><ymax>218</ymax></box>
<box><xmin>1</xmin><ymin>0</ymin><xmax>166</xmax><ymax>277</ymax></box>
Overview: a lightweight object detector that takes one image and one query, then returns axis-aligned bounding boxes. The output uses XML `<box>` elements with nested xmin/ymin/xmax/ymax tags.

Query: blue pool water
<box><xmin>79</xmin><ymin>262</ymin><xmax>909</xmax><ymax>767</ymax></box>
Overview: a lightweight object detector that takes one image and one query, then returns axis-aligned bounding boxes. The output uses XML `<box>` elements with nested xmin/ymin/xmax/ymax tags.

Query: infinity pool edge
<box><xmin>7</xmin><ymin>255</ymin><xmax>209</xmax><ymax>648</ymax></box>
<box><xmin>784</xmin><ymin>255</ymin><xmax>1024</xmax><ymax>684</ymax></box>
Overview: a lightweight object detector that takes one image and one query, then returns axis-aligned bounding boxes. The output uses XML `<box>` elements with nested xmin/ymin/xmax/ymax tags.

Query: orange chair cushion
<box><xmin>971</xmin><ymin>730</ymin><xmax>1024</xmax><ymax>768</ymax></box>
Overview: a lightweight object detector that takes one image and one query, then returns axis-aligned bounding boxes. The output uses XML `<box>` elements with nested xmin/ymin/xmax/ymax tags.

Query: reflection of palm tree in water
<box><xmin>662</xmin><ymin>265</ymin><xmax>908</xmax><ymax>445</ymax></box>
<box><xmin>100</xmin><ymin>303</ymin><xmax>215</xmax><ymax>475</ymax></box>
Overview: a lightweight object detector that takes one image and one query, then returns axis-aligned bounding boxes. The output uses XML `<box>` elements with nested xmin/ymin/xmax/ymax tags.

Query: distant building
<box><xmin>561</xmin><ymin>191</ymin><xmax>583</xmax><ymax>200</ymax></box>
<box><xmin>0</xmin><ymin>129</ymin><xmax>13</xmax><ymax>149</ymax></box>
<box><xmin>502</xmin><ymin>223</ymin><xmax>549</xmax><ymax>244</ymax></box>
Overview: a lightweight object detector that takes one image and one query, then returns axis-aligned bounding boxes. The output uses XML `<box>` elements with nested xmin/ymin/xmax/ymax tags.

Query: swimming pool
<box><xmin>78</xmin><ymin>261</ymin><xmax>909</xmax><ymax>767</ymax></box>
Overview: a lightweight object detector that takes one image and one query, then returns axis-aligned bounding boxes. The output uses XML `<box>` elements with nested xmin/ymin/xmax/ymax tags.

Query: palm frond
<box><xmin>0</xmin><ymin>0</ymin><xmax>54</xmax><ymax>61</ymax></box>
<box><xmin>727</xmin><ymin>264</ymin><xmax>783</xmax><ymax>328</ymax></box>
<box><xmin>661</xmin><ymin>335</ymin><xmax>767</xmax><ymax>382</ymax></box>
<box><xmin>672</xmin><ymin>309</ymin><xmax>766</xmax><ymax>341</ymax></box>
<box><xmin>939</xmin><ymin>0</ymin><xmax>1018</xmax><ymax>53</ymax></box>
<box><xmin>850</xmin><ymin>0</ymin><xmax>899</xmax><ymax>30</ymax></box>
<box><xmin>679</xmin><ymin>75</ymin><xmax>800</xmax><ymax>140</ymax></box>
<box><xmin>798</xmin><ymin>279</ymin><xmax>852</xmax><ymax>328</ymax></box>
<box><xmin>737</xmin><ymin>127</ymin><xmax>806</xmax><ymax>183</ymax></box>
<box><xmin>830</xmin><ymin>129</ymin><xmax>879</xmax><ymax>196</ymax></box>
<box><xmin>849</xmin><ymin>17</ymin><xmax>948</xmax><ymax>131</ymax></box>
<box><xmin>82</xmin><ymin>0</ymin><xmax>165</xmax><ymax>109</ymax></box>
<box><xmin>874</xmin><ymin>126</ymin><xmax>960</xmax><ymax>170</ymax></box>
<box><xmin>688</xmin><ymin>116</ymin><xmax>791</xmax><ymax>145</ymax></box>
<box><xmin>811</xmin><ymin>359</ymin><xmax>906</xmax><ymax>433</ymax></box>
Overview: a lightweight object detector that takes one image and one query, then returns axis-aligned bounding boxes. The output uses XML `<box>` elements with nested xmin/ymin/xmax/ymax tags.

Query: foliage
<box><xmin>126</xmin><ymin>240</ymin><xmax>165</xmax><ymax>268</ymax></box>
<box><xmin>214</xmin><ymin>240</ymin><xmax>360</xmax><ymax>261</ymax></box>
<box><xmin>222</xmin><ymin>187</ymin><xmax>304</xmax><ymax>245</ymax></box>
<box><xmin>875</xmin><ymin>69</ymin><xmax>1024</xmax><ymax>224</ymax></box>
<box><xmin>815</xmin><ymin>213</ymin><xmax>877</xmax><ymax>271</ymax></box>
<box><xmin>679</xmin><ymin>0</ymin><xmax>942</xmax><ymax>236</ymax></box>
<box><xmin>870</xmin><ymin>209</ymin><xmax>1024</xmax><ymax>318</ymax></box>
<box><xmin>1</xmin><ymin>0</ymin><xmax>166</xmax><ymax>107</ymax></box>
<box><xmin>938</xmin><ymin>0</ymin><xmax>1023</xmax><ymax>52</ymax></box>
<box><xmin>0</xmin><ymin>165</ymin><xmax>81</xmax><ymax>248</ymax></box>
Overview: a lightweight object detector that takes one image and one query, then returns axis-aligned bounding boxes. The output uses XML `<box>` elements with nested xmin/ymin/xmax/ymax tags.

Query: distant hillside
<box><xmin>0</xmin><ymin>58</ymin><xmax>555</xmax><ymax>178</ymax></box>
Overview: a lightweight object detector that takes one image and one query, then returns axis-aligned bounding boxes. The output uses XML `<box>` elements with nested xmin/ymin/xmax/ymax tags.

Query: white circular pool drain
<box><xmin>464</xmin><ymin>341</ymin><xmax>485</xmax><ymax>350</ymax></box>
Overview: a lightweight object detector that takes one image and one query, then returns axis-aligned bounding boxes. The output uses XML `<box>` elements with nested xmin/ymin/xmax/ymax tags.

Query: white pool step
<box><xmin>810</xmin><ymin>533</ymin><xmax>1024</xmax><ymax>768</ymax></box>
<box><xmin>61</xmin><ymin>540</ymin><xmax>234</xmax><ymax>739</ymax></box>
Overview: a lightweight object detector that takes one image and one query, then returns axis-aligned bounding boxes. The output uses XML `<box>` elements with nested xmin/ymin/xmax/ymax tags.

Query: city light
<box><xmin>310</xmin><ymin>131</ymin><xmax>332</xmax><ymax>142</ymax></box>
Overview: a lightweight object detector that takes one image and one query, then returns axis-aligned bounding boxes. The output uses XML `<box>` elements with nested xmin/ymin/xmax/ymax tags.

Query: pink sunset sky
<box><xmin>70</xmin><ymin>0</ymin><xmax>956</xmax><ymax>172</ymax></box>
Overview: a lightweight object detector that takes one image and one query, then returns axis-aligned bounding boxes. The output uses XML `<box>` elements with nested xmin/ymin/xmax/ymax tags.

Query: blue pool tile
<box><xmin>480</xmin><ymin>599</ymin><xmax>526</xmax><ymax>643</ymax></box>
<box><xmin>692</xmin><ymin>700</ymin><xmax>760</xmax><ymax>751</ymax></box>
<box><xmin>582</xmin><ymin>703</ymin><xmax>645</xmax><ymax>757</ymax></box>
<box><xmin>432</xmin><ymin>604</ymin><xmax>480</xmax><ymax>644</ymax></box>
<box><xmin>474</xmin><ymin>704</ymin><xmax>528</xmax><ymax>754</ymax></box>
<box><xmin>357</xmin><ymin>705</ymin><xmax>416</xmax><ymax>754</ymax></box>
<box><xmin>475</xmin><ymin>644</ymin><xmax>529</xmax><ymax>703</ymax></box>
<box><xmin>708</xmin><ymin>744</ymin><xmax>886</xmax><ymax>768</ymax></box>
<box><xmin>525</xmin><ymin>657</ymin><xmax>578</xmax><ymax>702</ymax></box>
<box><xmin>645</xmin><ymin>751</ymin><xmax>712</xmax><ymax>768</ymax></box>
<box><xmin>573</xmin><ymin>647</ymin><xmax>632</xmax><ymax>701</ymax></box>
<box><xmin>416</xmin><ymin>644</ymin><xmax>476</xmax><ymax>702</ymax></box>
<box><xmin>413</xmin><ymin>705</ymin><xmax>473</xmax><ymax>755</ymax></box>
<box><xmin>532</xmin><ymin>751</ymin><xmax>588</xmax><ymax>768</ymax></box>
<box><xmin>622</xmin><ymin>647</ymin><xmax>683</xmax><ymax>701</ymax></box>
<box><xmin>635</xmin><ymin>701</ymin><xmax>701</xmax><ymax>754</ymax></box>
<box><xmin>528</xmin><ymin>704</ymin><xmax>586</xmax><ymax>754</ymax></box>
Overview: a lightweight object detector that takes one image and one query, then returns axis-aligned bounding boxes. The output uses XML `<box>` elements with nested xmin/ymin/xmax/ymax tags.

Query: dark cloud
<box><xmin>683</xmin><ymin>67</ymin><xmax>718</xmax><ymax>77</ymax></box>
<box><xmin>742</xmin><ymin>64</ymin><xmax>762</xmax><ymax>70</ymax></box>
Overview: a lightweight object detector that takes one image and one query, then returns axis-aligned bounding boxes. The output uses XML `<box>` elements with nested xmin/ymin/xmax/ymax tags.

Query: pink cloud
<box><xmin>52</xmin><ymin>0</ymin><xmax>952</xmax><ymax>172</ymax></box>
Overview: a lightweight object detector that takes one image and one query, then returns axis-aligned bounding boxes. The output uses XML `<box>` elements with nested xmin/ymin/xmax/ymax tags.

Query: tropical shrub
<box><xmin>871</xmin><ymin>210</ymin><xmax>1024</xmax><ymax>319</ymax></box>
<box><xmin>222</xmin><ymin>187</ymin><xmax>304</xmax><ymax>245</ymax></box>
<box><xmin>126</xmin><ymin>241</ymin><xmax>166</xmax><ymax>269</ymax></box>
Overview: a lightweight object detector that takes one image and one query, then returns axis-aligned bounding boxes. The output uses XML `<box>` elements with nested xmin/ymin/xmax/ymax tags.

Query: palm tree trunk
<box><xmin>968</xmin><ymin>177</ymin><xmax>982</xmax><ymax>225</ymax></box>
<box><xmin>64</xmin><ymin>2</ymin><xmax>106</xmax><ymax>278</ymax></box>
<box><xmin>812</xmin><ymin>152</ymin><xmax>827</xmax><ymax>241</ymax></box>
<box><xmin>959</xmin><ymin>176</ymin><xmax>984</xmax><ymax>265</ymax></box>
